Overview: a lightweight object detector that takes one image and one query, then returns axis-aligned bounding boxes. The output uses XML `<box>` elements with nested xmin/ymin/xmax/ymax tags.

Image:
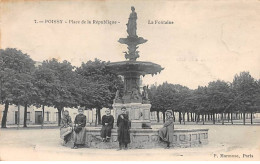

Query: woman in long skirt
<box><xmin>117</xmin><ymin>107</ymin><xmax>131</xmax><ymax>150</ymax></box>
<box><xmin>158</xmin><ymin>110</ymin><xmax>174</xmax><ymax>148</ymax></box>
<box><xmin>60</xmin><ymin>110</ymin><xmax>73</xmax><ymax>145</ymax></box>
<box><xmin>72</xmin><ymin>108</ymin><xmax>87</xmax><ymax>149</ymax></box>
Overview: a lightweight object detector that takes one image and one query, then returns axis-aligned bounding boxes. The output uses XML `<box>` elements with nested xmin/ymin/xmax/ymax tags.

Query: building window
<box><xmin>26</xmin><ymin>112</ymin><xmax>30</xmax><ymax>121</ymax></box>
<box><xmin>45</xmin><ymin>112</ymin><xmax>50</xmax><ymax>122</ymax></box>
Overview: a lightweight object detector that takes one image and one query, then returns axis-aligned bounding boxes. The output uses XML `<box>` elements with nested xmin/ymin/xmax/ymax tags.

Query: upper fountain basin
<box><xmin>107</xmin><ymin>61</ymin><xmax>164</xmax><ymax>76</ymax></box>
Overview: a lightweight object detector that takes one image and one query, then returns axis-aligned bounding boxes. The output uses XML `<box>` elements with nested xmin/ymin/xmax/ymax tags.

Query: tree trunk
<box><xmin>162</xmin><ymin>112</ymin><xmax>166</xmax><ymax>123</ymax></box>
<box><xmin>172</xmin><ymin>110</ymin><xmax>175</xmax><ymax>122</ymax></box>
<box><xmin>23</xmin><ymin>103</ymin><xmax>28</xmax><ymax>127</ymax></box>
<box><xmin>196</xmin><ymin>114</ymin><xmax>199</xmax><ymax>124</ymax></box>
<box><xmin>1</xmin><ymin>101</ymin><xmax>9</xmax><ymax>128</ymax></box>
<box><xmin>221</xmin><ymin>112</ymin><xmax>224</xmax><ymax>125</ymax></box>
<box><xmin>41</xmin><ymin>105</ymin><xmax>45</xmax><ymax>129</ymax></box>
<box><xmin>95</xmin><ymin>110</ymin><xmax>98</xmax><ymax>127</ymax></box>
<box><xmin>227</xmin><ymin>113</ymin><xmax>230</xmax><ymax>122</ymax></box>
<box><xmin>187</xmin><ymin>112</ymin><xmax>190</xmax><ymax>122</ymax></box>
<box><xmin>191</xmin><ymin>113</ymin><xmax>193</xmax><ymax>122</ymax></box>
<box><xmin>57</xmin><ymin>107</ymin><xmax>62</xmax><ymax>126</ymax></box>
<box><xmin>213</xmin><ymin>113</ymin><xmax>215</xmax><ymax>124</ymax></box>
<box><xmin>202</xmin><ymin>114</ymin><xmax>205</xmax><ymax>125</ymax></box>
<box><xmin>17</xmin><ymin>105</ymin><xmax>20</xmax><ymax>129</ymax></box>
<box><xmin>231</xmin><ymin>112</ymin><xmax>233</xmax><ymax>124</ymax></box>
<box><xmin>156</xmin><ymin>110</ymin><xmax>160</xmax><ymax>123</ymax></box>
<box><xmin>96</xmin><ymin>108</ymin><xmax>102</xmax><ymax>125</ymax></box>
<box><xmin>183</xmin><ymin>112</ymin><xmax>185</xmax><ymax>125</ymax></box>
<box><xmin>179</xmin><ymin>111</ymin><xmax>182</xmax><ymax>124</ymax></box>
<box><xmin>250</xmin><ymin>111</ymin><xmax>253</xmax><ymax>125</ymax></box>
<box><xmin>243</xmin><ymin>112</ymin><xmax>246</xmax><ymax>125</ymax></box>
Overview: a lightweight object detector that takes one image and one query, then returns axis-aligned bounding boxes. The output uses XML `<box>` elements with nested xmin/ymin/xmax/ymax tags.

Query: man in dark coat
<box><xmin>101</xmin><ymin>109</ymin><xmax>114</xmax><ymax>142</ymax></box>
<box><xmin>117</xmin><ymin>107</ymin><xmax>131</xmax><ymax>150</ymax></box>
<box><xmin>72</xmin><ymin>108</ymin><xmax>87</xmax><ymax>149</ymax></box>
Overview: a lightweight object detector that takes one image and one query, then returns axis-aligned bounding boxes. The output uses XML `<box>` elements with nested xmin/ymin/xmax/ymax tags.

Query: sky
<box><xmin>1</xmin><ymin>0</ymin><xmax>260</xmax><ymax>89</ymax></box>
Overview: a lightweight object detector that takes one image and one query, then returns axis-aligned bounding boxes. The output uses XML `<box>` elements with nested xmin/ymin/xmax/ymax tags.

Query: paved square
<box><xmin>0</xmin><ymin>125</ymin><xmax>259</xmax><ymax>160</ymax></box>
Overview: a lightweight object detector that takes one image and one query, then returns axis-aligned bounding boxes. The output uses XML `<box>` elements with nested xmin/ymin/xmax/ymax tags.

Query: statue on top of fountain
<box><xmin>118</xmin><ymin>6</ymin><xmax>147</xmax><ymax>61</ymax></box>
<box><xmin>127</xmin><ymin>6</ymin><xmax>138</xmax><ymax>38</ymax></box>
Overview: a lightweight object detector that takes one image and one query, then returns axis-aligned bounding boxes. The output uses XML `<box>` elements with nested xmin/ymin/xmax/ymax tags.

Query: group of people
<box><xmin>60</xmin><ymin>107</ymin><xmax>131</xmax><ymax>150</ymax></box>
<box><xmin>60</xmin><ymin>107</ymin><xmax>174</xmax><ymax>149</ymax></box>
<box><xmin>60</xmin><ymin>108</ymin><xmax>87</xmax><ymax>149</ymax></box>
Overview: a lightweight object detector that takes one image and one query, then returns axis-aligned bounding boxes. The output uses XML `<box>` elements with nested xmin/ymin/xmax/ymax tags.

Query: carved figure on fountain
<box><xmin>142</xmin><ymin>85</ymin><xmax>150</xmax><ymax>104</ymax></box>
<box><xmin>131</xmin><ymin>88</ymin><xmax>141</xmax><ymax>100</ymax></box>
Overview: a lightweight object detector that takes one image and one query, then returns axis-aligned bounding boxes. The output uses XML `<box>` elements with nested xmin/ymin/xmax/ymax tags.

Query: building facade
<box><xmin>0</xmin><ymin>104</ymin><xmax>157</xmax><ymax>126</ymax></box>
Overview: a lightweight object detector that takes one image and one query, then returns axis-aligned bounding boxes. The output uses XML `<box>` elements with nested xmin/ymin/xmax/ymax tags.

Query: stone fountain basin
<box><xmin>65</xmin><ymin>127</ymin><xmax>208</xmax><ymax>149</ymax></box>
<box><xmin>107</xmin><ymin>61</ymin><xmax>164</xmax><ymax>76</ymax></box>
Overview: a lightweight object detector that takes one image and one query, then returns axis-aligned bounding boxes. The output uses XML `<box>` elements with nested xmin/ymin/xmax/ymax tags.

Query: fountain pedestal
<box><xmin>108</xmin><ymin>60</ymin><xmax>163</xmax><ymax>129</ymax></box>
<box><xmin>113</xmin><ymin>103</ymin><xmax>152</xmax><ymax>129</ymax></box>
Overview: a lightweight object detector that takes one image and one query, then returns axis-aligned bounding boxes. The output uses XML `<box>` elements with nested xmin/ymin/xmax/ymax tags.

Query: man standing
<box><xmin>101</xmin><ymin>109</ymin><xmax>114</xmax><ymax>142</ymax></box>
<box><xmin>117</xmin><ymin>107</ymin><xmax>131</xmax><ymax>150</ymax></box>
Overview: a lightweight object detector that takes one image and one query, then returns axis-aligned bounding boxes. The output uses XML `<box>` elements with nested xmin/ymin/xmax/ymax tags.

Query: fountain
<box><xmin>65</xmin><ymin>7</ymin><xmax>209</xmax><ymax>149</ymax></box>
<box><xmin>106</xmin><ymin>6</ymin><xmax>164</xmax><ymax>129</ymax></box>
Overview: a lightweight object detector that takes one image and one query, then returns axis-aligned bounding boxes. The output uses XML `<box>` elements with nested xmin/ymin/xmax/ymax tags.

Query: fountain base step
<box><xmin>64</xmin><ymin>127</ymin><xmax>208</xmax><ymax>149</ymax></box>
<box><xmin>131</xmin><ymin>120</ymin><xmax>151</xmax><ymax>129</ymax></box>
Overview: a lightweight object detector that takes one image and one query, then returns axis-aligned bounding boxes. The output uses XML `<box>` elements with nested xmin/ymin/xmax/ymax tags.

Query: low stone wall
<box><xmin>76</xmin><ymin>127</ymin><xmax>209</xmax><ymax>149</ymax></box>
